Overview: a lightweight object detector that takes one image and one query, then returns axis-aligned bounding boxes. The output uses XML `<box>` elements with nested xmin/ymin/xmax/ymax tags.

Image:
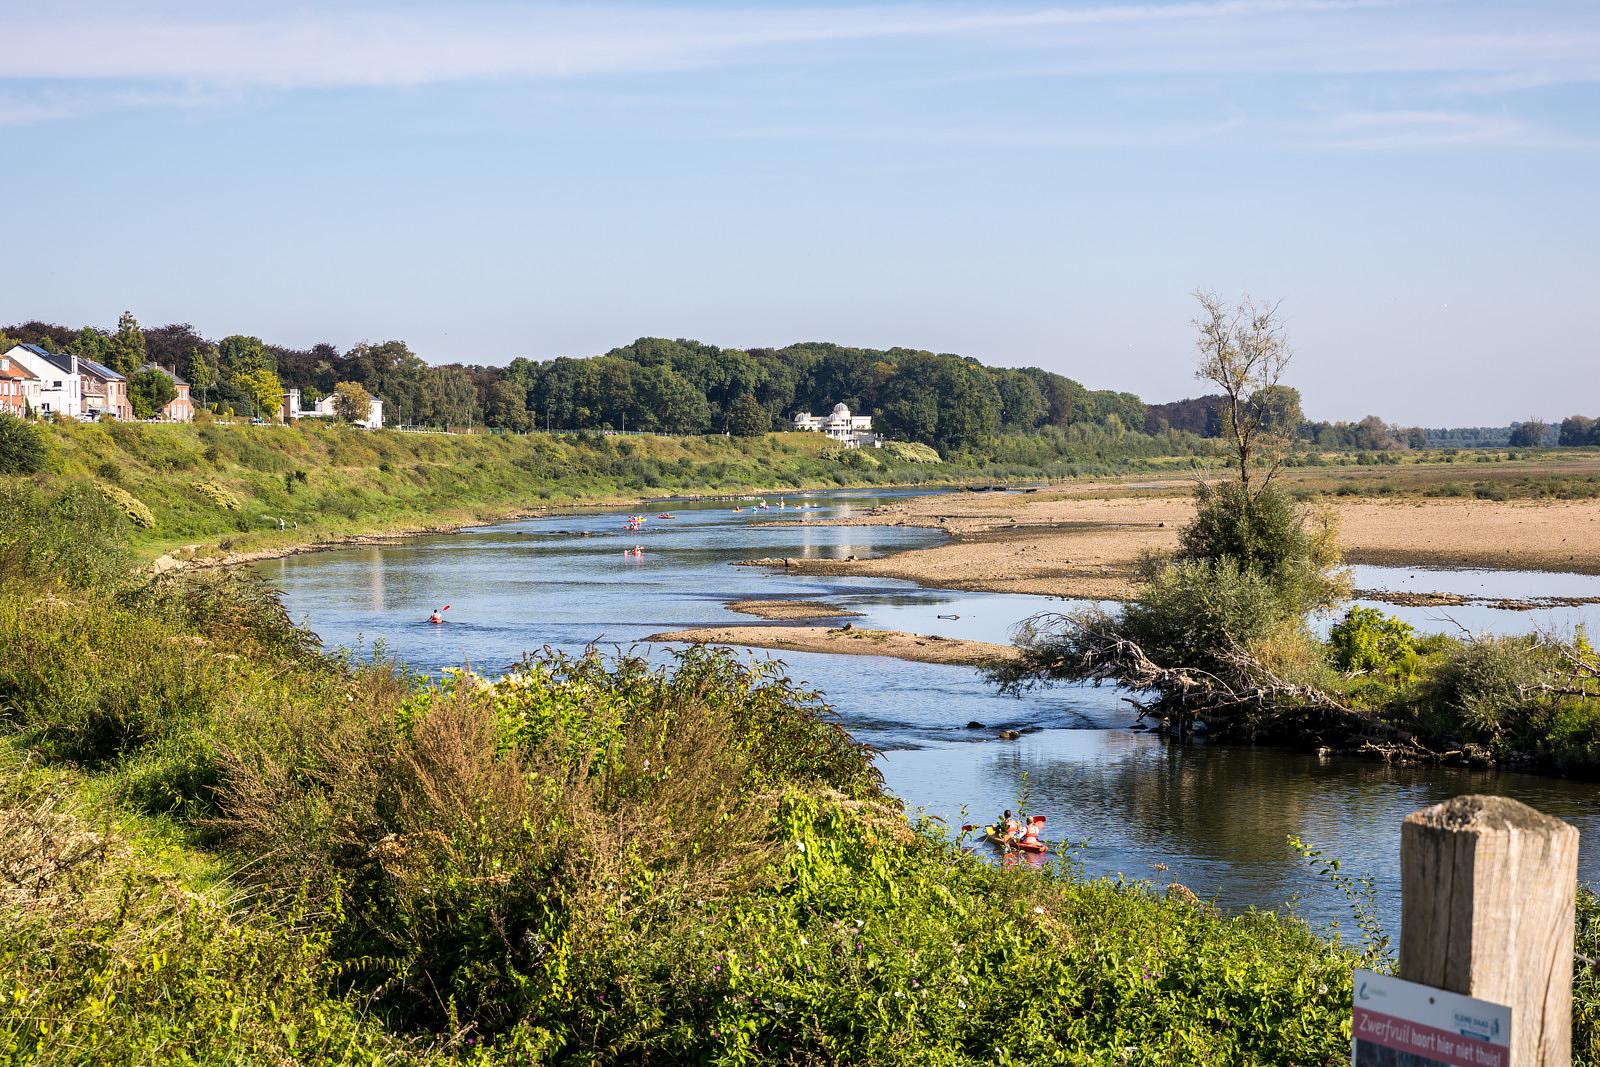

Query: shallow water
<box><xmin>259</xmin><ymin>490</ymin><xmax>1600</xmax><ymax>932</ymax></box>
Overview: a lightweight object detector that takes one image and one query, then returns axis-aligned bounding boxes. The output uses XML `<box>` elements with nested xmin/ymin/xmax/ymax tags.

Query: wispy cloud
<box><xmin>2</xmin><ymin>0</ymin><xmax>1597</xmax><ymax>152</ymax></box>
<box><xmin>0</xmin><ymin>0</ymin><xmax>1419</xmax><ymax>88</ymax></box>
<box><xmin>1311</xmin><ymin>108</ymin><xmax>1589</xmax><ymax>149</ymax></box>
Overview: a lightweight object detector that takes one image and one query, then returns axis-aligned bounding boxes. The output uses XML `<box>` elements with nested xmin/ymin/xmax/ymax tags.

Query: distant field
<box><xmin>1071</xmin><ymin>449</ymin><xmax>1600</xmax><ymax>501</ymax></box>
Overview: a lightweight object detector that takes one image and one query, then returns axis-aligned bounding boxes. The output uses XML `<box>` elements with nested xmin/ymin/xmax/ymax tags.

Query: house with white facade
<box><xmin>283</xmin><ymin>387</ymin><xmax>385</xmax><ymax>429</ymax></box>
<box><xmin>792</xmin><ymin>402</ymin><xmax>881</xmax><ymax>448</ymax></box>
<box><xmin>3</xmin><ymin>344</ymin><xmax>83</xmax><ymax>418</ymax></box>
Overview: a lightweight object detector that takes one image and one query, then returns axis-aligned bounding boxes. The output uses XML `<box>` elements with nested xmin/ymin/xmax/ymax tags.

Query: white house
<box><xmin>3</xmin><ymin>344</ymin><xmax>82</xmax><ymax>418</ymax></box>
<box><xmin>284</xmin><ymin>387</ymin><xmax>385</xmax><ymax>429</ymax></box>
<box><xmin>793</xmin><ymin>402</ymin><xmax>880</xmax><ymax>448</ymax></box>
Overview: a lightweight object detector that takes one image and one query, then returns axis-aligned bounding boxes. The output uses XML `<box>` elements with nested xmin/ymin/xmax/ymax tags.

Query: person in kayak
<box><xmin>1020</xmin><ymin>817</ymin><xmax>1042</xmax><ymax>848</ymax></box>
<box><xmin>998</xmin><ymin>810</ymin><xmax>1022</xmax><ymax>840</ymax></box>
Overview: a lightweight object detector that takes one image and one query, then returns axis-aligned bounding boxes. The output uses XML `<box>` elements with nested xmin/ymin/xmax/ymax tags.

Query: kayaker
<box><xmin>1000</xmin><ymin>810</ymin><xmax>1021</xmax><ymax>840</ymax></box>
<box><xmin>1020</xmin><ymin>817</ymin><xmax>1042</xmax><ymax>847</ymax></box>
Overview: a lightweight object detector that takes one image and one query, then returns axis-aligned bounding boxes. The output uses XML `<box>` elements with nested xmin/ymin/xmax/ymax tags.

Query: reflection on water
<box><xmin>259</xmin><ymin>490</ymin><xmax>1600</xmax><ymax>932</ymax></box>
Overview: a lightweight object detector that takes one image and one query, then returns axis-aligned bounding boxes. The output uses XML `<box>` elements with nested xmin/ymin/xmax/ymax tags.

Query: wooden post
<box><xmin>1400</xmin><ymin>795</ymin><xmax>1579</xmax><ymax>1067</ymax></box>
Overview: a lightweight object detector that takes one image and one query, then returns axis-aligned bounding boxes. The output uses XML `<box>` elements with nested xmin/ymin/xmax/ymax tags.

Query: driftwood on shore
<box><xmin>1000</xmin><ymin>612</ymin><xmax>1492</xmax><ymax>766</ymax></box>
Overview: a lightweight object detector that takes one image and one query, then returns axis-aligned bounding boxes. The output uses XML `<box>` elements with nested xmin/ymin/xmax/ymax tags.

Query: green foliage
<box><xmin>107</xmin><ymin>310</ymin><xmax>147</xmax><ymax>375</ymax></box>
<box><xmin>0</xmin><ymin>481</ymin><xmax>130</xmax><ymax>590</ymax></box>
<box><xmin>127</xmin><ymin>367</ymin><xmax>177</xmax><ymax>419</ymax></box>
<box><xmin>330</xmin><ymin>380</ymin><xmax>372</xmax><ymax>423</ymax></box>
<box><xmin>727</xmin><ymin>393</ymin><xmax>770</xmax><ymax>436</ymax></box>
<box><xmin>0</xmin><ymin>413</ymin><xmax>46</xmax><ymax>474</ymax></box>
<box><xmin>1328</xmin><ymin>607</ymin><xmax>1419</xmax><ymax>681</ymax></box>
<box><xmin>1120</xmin><ymin>558</ymin><xmax>1296</xmax><ymax>676</ymax></box>
<box><xmin>1424</xmin><ymin>636</ymin><xmax>1556</xmax><ymax>737</ymax></box>
<box><xmin>1178</xmin><ymin>481</ymin><xmax>1345</xmax><ymax>613</ymax></box>
<box><xmin>882</xmin><ymin>440</ymin><xmax>941</xmax><ymax>463</ymax></box>
<box><xmin>94</xmin><ymin>482</ymin><xmax>156</xmax><ymax>528</ymax></box>
<box><xmin>231</xmin><ymin>366</ymin><xmax>284</xmax><ymax>418</ymax></box>
<box><xmin>193</xmin><ymin>479</ymin><xmax>240</xmax><ymax>510</ymax></box>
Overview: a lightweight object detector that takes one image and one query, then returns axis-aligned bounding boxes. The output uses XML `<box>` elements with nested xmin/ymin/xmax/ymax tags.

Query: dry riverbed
<box><xmin>648</xmin><ymin>624</ymin><xmax>1020</xmax><ymax>667</ymax></box>
<box><xmin>726</xmin><ymin>599</ymin><xmax>863</xmax><ymax>620</ymax></box>
<box><xmin>753</xmin><ymin>490</ymin><xmax>1600</xmax><ymax>600</ymax></box>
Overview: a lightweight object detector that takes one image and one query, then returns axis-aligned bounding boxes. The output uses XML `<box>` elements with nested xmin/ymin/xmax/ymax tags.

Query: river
<box><xmin>257</xmin><ymin>488</ymin><xmax>1600</xmax><ymax>934</ymax></box>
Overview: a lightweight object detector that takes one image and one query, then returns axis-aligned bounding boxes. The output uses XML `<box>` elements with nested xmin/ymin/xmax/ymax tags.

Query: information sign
<box><xmin>1352</xmin><ymin>969</ymin><xmax>1511</xmax><ymax>1067</ymax></box>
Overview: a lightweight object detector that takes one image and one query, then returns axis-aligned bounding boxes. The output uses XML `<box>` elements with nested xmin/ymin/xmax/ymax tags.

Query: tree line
<box><xmin>2</xmin><ymin>318</ymin><xmax>1149</xmax><ymax>453</ymax></box>
<box><xmin>6</xmin><ymin>313</ymin><xmax>1589</xmax><ymax>454</ymax></box>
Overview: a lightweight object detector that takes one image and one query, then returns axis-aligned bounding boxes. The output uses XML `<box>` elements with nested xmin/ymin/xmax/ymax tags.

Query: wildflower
<box><xmin>958</xmin><ymin>999</ymin><xmax>967</xmax><ymax>1010</ymax></box>
<box><xmin>1033</xmin><ymin>906</ymin><xmax>1044</xmax><ymax>915</ymax></box>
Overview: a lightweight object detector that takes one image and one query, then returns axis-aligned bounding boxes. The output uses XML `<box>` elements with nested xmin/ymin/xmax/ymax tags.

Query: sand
<box><xmin>726</xmin><ymin>599</ymin><xmax>863</xmax><ymax>620</ymax></box>
<box><xmin>757</xmin><ymin>491</ymin><xmax>1600</xmax><ymax>600</ymax></box>
<box><xmin>648</xmin><ymin>625</ymin><xmax>1021</xmax><ymax>667</ymax></box>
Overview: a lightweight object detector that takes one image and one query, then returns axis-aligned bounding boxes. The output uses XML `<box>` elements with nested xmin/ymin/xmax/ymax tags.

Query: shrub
<box><xmin>883</xmin><ymin>440</ymin><xmax>941</xmax><ymax>463</ymax></box>
<box><xmin>0</xmin><ymin>413</ymin><xmax>46</xmax><ymax>474</ymax></box>
<box><xmin>0</xmin><ymin>481</ymin><xmax>129</xmax><ymax>591</ymax></box>
<box><xmin>1119</xmin><ymin>558</ymin><xmax>1296</xmax><ymax>676</ymax></box>
<box><xmin>217</xmin><ymin>647</ymin><xmax>881</xmax><ymax>1038</ymax></box>
<box><xmin>193</xmin><ymin>479</ymin><xmax>240</xmax><ymax>510</ymax></box>
<box><xmin>1328</xmin><ymin>606</ymin><xmax>1419</xmax><ymax>681</ymax></box>
<box><xmin>1426</xmin><ymin>636</ymin><xmax>1554</xmax><ymax>737</ymax></box>
<box><xmin>95</xmin><ymin>482</ymin><xmax>156</xmax><ymax>528</ymax></box>
<box><xmin>1178</xmin><ymin>481</ymin><xmax>1345</xmax><ymax>613</ymax></box>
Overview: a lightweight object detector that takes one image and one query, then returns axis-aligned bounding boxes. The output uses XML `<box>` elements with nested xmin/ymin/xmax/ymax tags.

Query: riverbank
<box><xmin>758</xmin><ymin>488</ymin><xmax>1600</xmax><ymax>600</ymax></box>
<box><xmin>30</xmin><ymin>419</ymin><xmax>972</xmax><ymax>568</ymax></box>
<box><xmin>650</xmin><ymin>623</ymin><xmax>1019</xmax><ymax>667</ymax></box>
<box><xmin>1</xmin><ymin>489</ymin><xmax>1373</xmax><ymax>1065</ymax></box>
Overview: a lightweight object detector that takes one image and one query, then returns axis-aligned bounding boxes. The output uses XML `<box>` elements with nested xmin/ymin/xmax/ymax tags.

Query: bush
<box><xmin>217</xmin><ymin>647</ymin><xmax>881</xmax><ymax>1038</ymax></box>
<box><xmin>193</xmin><ymin>479</ymin><xmax>240</xmax><ymax>510</ymax></box>
<box><xmin>1328</xmin><ymin>606</ymin><xmax>1419</xmax><ymax>681</ymax></box>
<box><xmin>0</xmin><ymin>481</ymin><xmax>129</xmax><ymax>591</ymax></box>
<box><xmin>0</xmin><ymin>413</ymin><xmax>46</xmax><ymax>474</ymax></box>
<box><xmin>1178</xmin><ymin>481</ymin><xmax>1345</xmax><ymax>612</ymax></box>
<box><xmin>1119</xmin><ymin>558</ymin><xmax>1296</xmax><ymax>677</ymax></box>
<box><xmin>95</xmin><ymin>482</ymin><xmax>156</xmax><ymax>528</ymax></box>
<box><xmin>1425</xmin><ymin>636</ymin><xmax>1555</xmax><ymax>737</ymax></box>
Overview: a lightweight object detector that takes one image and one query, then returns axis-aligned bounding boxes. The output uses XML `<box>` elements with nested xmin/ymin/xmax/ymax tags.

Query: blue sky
<box><xmin>1</xmin><ymin>0</ymin><xmax>1596</xmax><ymax>423</ymax></box>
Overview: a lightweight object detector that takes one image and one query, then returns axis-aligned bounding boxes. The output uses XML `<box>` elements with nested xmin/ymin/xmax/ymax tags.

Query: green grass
<box><xmin>0</xmin><ymin>487</ymin><xmax>1381</xmax><ymax>1065</ymax></box>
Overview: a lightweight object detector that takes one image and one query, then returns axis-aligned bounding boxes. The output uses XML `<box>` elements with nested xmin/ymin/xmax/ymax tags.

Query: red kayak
<box><xmin>982</xmin><ymin>816</ymin><xmax>1047</xmax><ymax>854</ymax></box>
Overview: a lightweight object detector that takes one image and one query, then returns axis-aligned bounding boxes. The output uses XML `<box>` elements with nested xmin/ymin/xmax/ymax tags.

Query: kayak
<box><xmin>983</xmin><ymin>826</ymin><xmax>1047</xmax><ymax>854</ymax></box>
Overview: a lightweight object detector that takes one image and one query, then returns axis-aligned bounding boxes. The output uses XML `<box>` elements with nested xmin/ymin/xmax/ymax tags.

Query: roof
<box><xmin>11</xmin><ymin>342</ymin><xmax>76</xmax><ymax>374</ymax></box>
<box><xmin>0</xmin><ymin>356</ymin><xmax>39</xmax><ymax>380</ymax></box>
<box><xmin>77</xmin><ymin>357</ymin><xmax>125</xmax><ymax>382</ymax></box>
<box><xmin>138</xmin><ymin>362</ymin><xmax>189</xmax><ymax>386</ymax></box>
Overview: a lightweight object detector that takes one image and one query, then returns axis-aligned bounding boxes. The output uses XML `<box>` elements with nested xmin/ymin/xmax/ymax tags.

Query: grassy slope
<box><xmin>36</xmin><ymin>420</ymin><xmax>957</xmax><ymax>561</ymax></box>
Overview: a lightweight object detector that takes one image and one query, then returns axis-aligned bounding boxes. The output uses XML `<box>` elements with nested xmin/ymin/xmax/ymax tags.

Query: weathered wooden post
<box><xmin>1400</xmin><ymin>794</ymin><xmax>1579</xmax><ymax>1067</ymax></box>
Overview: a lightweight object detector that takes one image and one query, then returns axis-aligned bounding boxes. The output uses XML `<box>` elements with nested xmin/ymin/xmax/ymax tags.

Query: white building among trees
<box><xmin>792</xmin><ymin>402</ymin><xmax>880</xmax><ymax>448</ymax></box>
<box><xmin>283</xmin><ymin>387</ymin><xmax>385</xmax><ymax>429</ymax></box>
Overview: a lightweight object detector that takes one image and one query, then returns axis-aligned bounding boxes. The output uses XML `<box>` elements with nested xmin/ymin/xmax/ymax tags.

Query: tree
<box><xmin>186</xmin><ymin>345</ymin><xmax>217</xmax><ymax>407</ymax></box>
<box><xmin>218</xmin><ymin>335</ymin><xmax>272</xmax><ymax>379</ymax></box>
<box><xmin>232</xmin><ymin>367</ymin><xmax>284</xmax><ymax>419</ymax></box>
<box><xmin>1559</xmin><ymin>416</ymin><xmax>1597</xmax><ymax>447</ymax></box>
<box><xmin>727</xmin><ymin>393</ymin><xmax>770</xmax><ymax>437</ymax></box>
<box><xmin>1192</xmin><ymin>291</ymin><xmax>1294</xmax><ymax>497</ymax></box>
<box><xmin>331</xmin><ymin>381</ymin><xmax>373</xmax><ymax>424</ymax></box>
<box><xmin>484</xmin><ymin>380</ymin><xmax>530</xmax><ymax>432</ymax></box>
<box><xmin>108</xmin><ymin>311</ymin><xmax>147</xmax><ymax>376</ymax></box>
<box><xmin>0</xmin><ymin>413</ymin><xmax>46</xmax><ymax>474</ymax></box>
<box><xmin>1509</xmin><ymin>419</ymin><xmax>1550</xmax><ymax>448</ymax></box>
<box><xmin>127</xmin><ymin>368</ymin><xmax>178</xmax><ymax>419</ymax></box>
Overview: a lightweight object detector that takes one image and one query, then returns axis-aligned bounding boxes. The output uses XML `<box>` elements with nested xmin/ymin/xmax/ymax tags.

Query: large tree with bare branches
<box><xmin>1192</xmin><ymin>291</ymin><xmax>1295</xmax><ymax>497</ymax></box>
